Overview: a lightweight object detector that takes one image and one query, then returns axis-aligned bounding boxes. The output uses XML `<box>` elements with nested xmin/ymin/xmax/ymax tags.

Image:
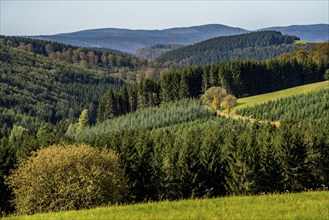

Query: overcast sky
<box><xmin>1</xmin><ymin>0</ymin><xmax>328</xmax><ymax>36</ymax></box>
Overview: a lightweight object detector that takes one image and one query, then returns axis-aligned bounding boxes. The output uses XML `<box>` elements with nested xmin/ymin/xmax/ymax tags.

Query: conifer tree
<box><xmin>76</xmin><ymin>109</ymin><xmax>89</xmax><ymax>132</ymax></box>
<box><xmin>179</xmin><ymin>74</ymin><xmax>190</xmax><ymax>99</ymax></box>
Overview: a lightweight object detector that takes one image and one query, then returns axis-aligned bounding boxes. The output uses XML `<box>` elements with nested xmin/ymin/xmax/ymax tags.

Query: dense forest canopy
<box><xmin>65</xmin><ymin>95</ymin><xmax>329</xmax><ymax>204</ymax></box>
<box><xmin>0</xmin><ymin>44</ymin><xmax>124</xmax><ymax>138</ymax></box>
<box><xmin>0</xmin><ymin>36</ymin><xmax>146</xmax><ymax>69</ymax></box>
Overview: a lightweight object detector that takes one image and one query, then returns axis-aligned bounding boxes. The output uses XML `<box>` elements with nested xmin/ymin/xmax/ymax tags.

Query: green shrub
<box><xmin>7</xmin><ymin>144</ymin><xmax>127</xmax><ymax>215</ymax></box>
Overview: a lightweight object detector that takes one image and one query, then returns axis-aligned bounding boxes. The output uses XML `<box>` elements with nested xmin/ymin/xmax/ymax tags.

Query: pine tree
<box><xmin>76</xmin><ymin>109</ymin><xmax>89</xmax><ymax>132</ymax></box>
<box><xmin>179</xmin><ymin>74</ymin><xmax>190</xmax><ymax>99</ymax></box>
<box><xmin>36</xmin><ymin>124</ymin><xmax>54</xmax><ymax>148</ymax></box>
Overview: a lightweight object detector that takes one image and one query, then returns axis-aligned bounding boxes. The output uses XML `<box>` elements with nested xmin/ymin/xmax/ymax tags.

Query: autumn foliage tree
<box><xmin>201</xmin><ymin>86</ymin><xmax>227</xmax><ymax>111</ymax></box>
<box><xmin>221</xmin><ymin>94</ymin><xmax>238</xmax><ymax>113</ymax></box>
<box><xmin>7</xmin><ymin>144</ymin><xmax>127</xmax><ymax>214</ymax></box>
<box><xmin>200</xmin><ymin>86</ymin><xmax>237</xmax><ymax>112</ymax></box>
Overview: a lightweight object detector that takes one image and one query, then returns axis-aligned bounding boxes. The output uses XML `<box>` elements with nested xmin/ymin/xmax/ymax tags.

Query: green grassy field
<box><xmin>293</xmin><ymin>40</ymin><xmax>309</xmax><ymax>44</ymax></box>
<box><xmin>234</xmin><ymin>81</ymin><xmax>329</xmax><ymax>111</ymax></box>
<box><xmin>5</xmin><ymin>191</ymin><xmax>329</xmax><ymax>220</ymax></box>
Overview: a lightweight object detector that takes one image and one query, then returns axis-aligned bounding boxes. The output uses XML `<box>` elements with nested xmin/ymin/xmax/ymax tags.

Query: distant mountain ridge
<box><xmin>30</xmin><ymin>24</ymin><xmax>249</xmax><ymax>54</ymax></box>
<box><xmin>260</xmin><ymin>24</ymin><xmax>329</xmax><ymax>42</ymax></box>
<box><xmin>30</xmin><ymin>24</ymin><xmax>328</xmax><ymax>55</ymax></box>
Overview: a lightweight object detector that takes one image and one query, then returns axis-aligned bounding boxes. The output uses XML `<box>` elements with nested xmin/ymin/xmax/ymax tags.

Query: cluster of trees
<box><xmin>200</xmin><ymin>86</ymin><xmax>237</xmax><ymax>112</ymax></box>
<box><xmin>236</xmin><ymin>88</ymin><xmax>329</xmax><ymax>122</ymax></box>
<box><xmin>70</xmin><ymin>99</ymin><xmax>215</xmax><ymax>142</ymax></box>
<box><xmin>0</xmin><ymin>36</ymin><xmax>146</xmax><ymax>70</ymax></box>
<box><xmin>156</xmin><ymin>31</ymin><xmax>311</xmax><ymax>66</ymax></box>
<box><xmin>277</xmin><ymin>42</ymin><xmax>329</xmax><ymax>62</ymax></box>
<box><xmin>7</xmin><ymin>144</ymin><xmax>126</xmax><ymax>214</ymax></box>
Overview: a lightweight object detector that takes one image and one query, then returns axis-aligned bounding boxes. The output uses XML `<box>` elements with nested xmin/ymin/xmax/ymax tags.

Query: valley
<box><xmin>1</xmin><ymin>21</ymin><xmax>328</xmax><ymax>218</ymax></box>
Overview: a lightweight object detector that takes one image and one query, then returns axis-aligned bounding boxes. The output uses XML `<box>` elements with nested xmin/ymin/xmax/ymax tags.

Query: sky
<box><xmin>0</xmin><ymin>0</ymin><xmax>328</xmax><ymax>36</ymax></box>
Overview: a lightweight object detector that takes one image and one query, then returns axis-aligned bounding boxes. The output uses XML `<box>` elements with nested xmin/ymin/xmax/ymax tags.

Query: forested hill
<box><xmin>0</xmin><ymin>39</ymin><xmax>125</xmax><ymax>142</ymax></box>
<box><xmin>0</xmin><ymin>36</ymin><xmax>146</xmax><ymax>70</ymax></box>
<box><xmin>260</xmin><ymin>24</ymin><xmax>329</xmax><ymax>42</ymax></box>
<box><xmin>156</xmin><ymin>31</ymin><xmax>315</xmax><ymax>66</ymax></box>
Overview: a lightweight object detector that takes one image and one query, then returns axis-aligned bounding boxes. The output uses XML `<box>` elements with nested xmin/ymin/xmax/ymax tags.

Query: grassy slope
<box><xmin>234</xmin><ymin>81</ymin><xmax>329</xmax><ymax>112</ymax></box>
<box><xmin>294</xmin><ymin>40</ymin><xmax>309</xmax><ymax>44</ymax></box>
<box><xmin>5</xmin><ymin>191</ymin><xmax>329</xmax><ymax>220</ymax></box>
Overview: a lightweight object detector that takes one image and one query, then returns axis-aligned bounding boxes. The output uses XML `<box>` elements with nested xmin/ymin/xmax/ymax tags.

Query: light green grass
<box><xmin>4</xmin><ymin>191</ymin><xmax>329</xmax><ymax>220</ymax></box>
<box><xmin>294</xmin><ymin>40</ymin><xmax>309</xmax><ymax>44</ymax></box>
<box><xmin>234</xmin><ymin>81</ymin><xmax>329</xmax><ymax>112</ymax></box>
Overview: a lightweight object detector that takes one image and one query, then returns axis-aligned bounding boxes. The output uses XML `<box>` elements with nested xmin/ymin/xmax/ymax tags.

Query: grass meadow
<box><xmin>234</xmin><ymin>80</ymin><xmax>329</xmax><ymax>111</ymax></box>
<box><xmin>5</xmin><ymin>191</ymin><xmax>329</xmax><ymax>220</ymax></box>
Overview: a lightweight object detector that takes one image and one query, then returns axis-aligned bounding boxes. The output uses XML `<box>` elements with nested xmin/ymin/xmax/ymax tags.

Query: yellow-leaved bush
<box><xmin>7</xmin><ymin>144</ymin><xmax>127</xmax><ymax>215</ymax></box>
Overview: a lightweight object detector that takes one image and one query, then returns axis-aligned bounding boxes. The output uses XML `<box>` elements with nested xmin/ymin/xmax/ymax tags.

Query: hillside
<box><xmin>3</xmin><ymin>84</ymin><xmax>329</xmax><ymax>215</ymax></box>
<box><xmin>156</xmin><ymin>31</ymin><xmax>315</xmax><ymax>66</ymax></box>
<box><xmin>89</xmin><ymin>45</ymin><xmax>328</xmax><ymax>124</ymax></box>
<box><xmin>217</xmin><ymin>81</ymin><xmax>329</xmax><ymax>126</ymax></box>
<box><xmin>0</xmin><ymin>40</ymin><xmax>126</xmax><ymax>139</ymax></box>
<box><xmin>261</xmin><ymin>24</ymin><xmax>329</xmax><ymax>42</ymax></box>
<box><xmin>70</xmin><ymin>81</ymin><xmax>329</xmax><ymax>144</ymax></box>
<box><xmin>4</xmin><ymin>191</ymin><xmax>329</xmax><ymax>220</ymax></box>
<box><xmin>61</xmin><ymin>91</ymin><xmax>328</xmax><ymax>216</ymax></box>
<box><xmin>236</xmin><ymin>87</ymin><xmax>329</xmax><ymax>122</ymax></box>
<box><xmin>0</xmin><ymin>36</ymin><xmax>142</xmax><ymax>68</ymax></box>
<box><xmin>235</xmin><ymin>81</ymin><xmax>329</xmax><ymax>111</ymax></box>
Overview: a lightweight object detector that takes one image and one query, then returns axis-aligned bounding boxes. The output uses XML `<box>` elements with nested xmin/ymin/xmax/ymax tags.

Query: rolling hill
<box><xmin>235</xmin><ymin>81</ymin><xmax>329</xmax><ymax>111</ymax></box>
<box><xmin>156</xmin><ymin>31</ymin><xmax>314</xmax><ymax>66</ymax></box>
<box><xmin>4</xmin><ymin>191</ymin><xmax>329</xmax><ymax>220</ymax></box>
<box><xmin>29</xmin><ymin>24</ymin><xmax>328</xmax><ymax>56</ymax></box>
<box><xmin>0</xmin><ymin>36</ymin><xmax>128</xmax><ymax>139</ymax></box>
<box><xmin>31</xmin><ymin>24</ymin><xmax>248</xmax><ymax>54</ymax></box>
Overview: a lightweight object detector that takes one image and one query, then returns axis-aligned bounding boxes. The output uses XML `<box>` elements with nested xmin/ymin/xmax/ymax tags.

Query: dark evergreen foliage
<box><xmin>1</xmin><ymin>34</ymin><xmax>328</xmax><ymax>215</ymax></box>
<box><xmin>0</xmin><ymin>40</ymin><xmax>124</xmax><ymax>213</ymax></box>
<box><xmin>156</xmin><ymin>31</ymin><xmax>309</xmax><ymax>66</ymax></box>
<box><xmin>0</xmin><ymin>35</ymin><xmax>145</xmax><ymax>70</ymax></box>
<box><xmin>236</xmin><ymin>89</ymin><xmax>329</xmax><ymax>122</ymax></box>
<box><xmin>97</xmin><ymin>56</ymin><xmax>327</xmax><ymax>122</ymax></box>
<box><xmin>67</xmin><ymin>97</ymin><xmax>329</xmax><ymax>202</ymax></box>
